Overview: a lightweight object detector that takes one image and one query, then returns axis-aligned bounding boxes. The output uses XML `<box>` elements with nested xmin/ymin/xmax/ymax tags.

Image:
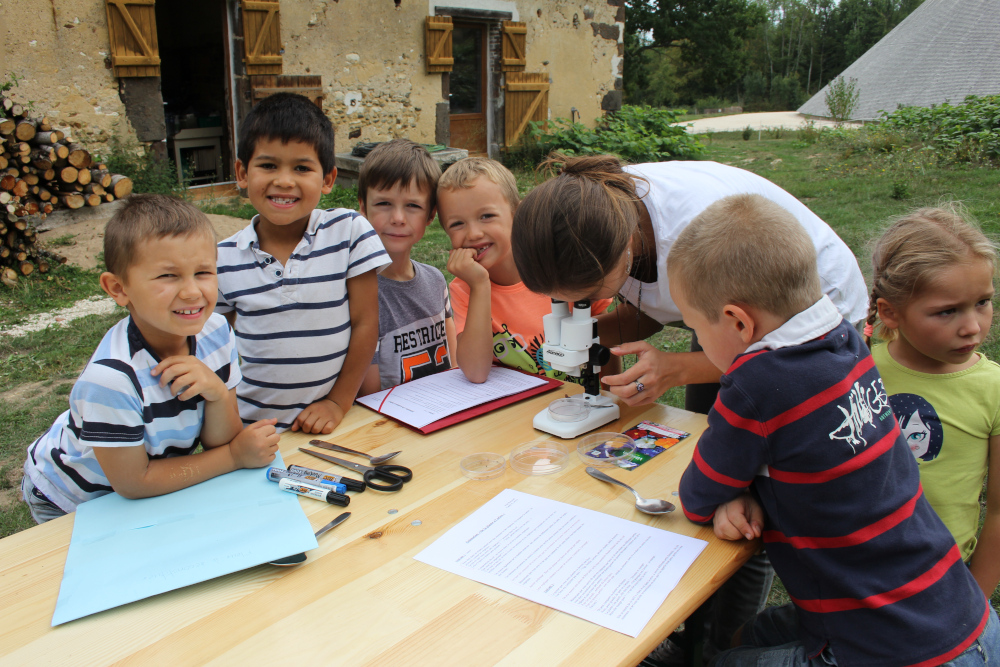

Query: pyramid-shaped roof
<box><xmin>798</xmin><ymin>0</ymin><xmax>1000</xmax><ymax>120</ymax></box>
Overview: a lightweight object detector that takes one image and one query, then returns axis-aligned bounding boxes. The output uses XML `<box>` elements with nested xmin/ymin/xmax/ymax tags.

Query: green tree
<box><xmin>624</xmin><ymin>0</ymin><xmax>767</xmax><ymax>103</ymax></box>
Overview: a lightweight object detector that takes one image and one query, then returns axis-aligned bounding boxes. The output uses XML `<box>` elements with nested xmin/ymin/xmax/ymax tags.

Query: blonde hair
<box><xmin>512</xmin><ymin>153</ymin><xmax>644</xmax><ymax>295</ymax></box>
<box><xmin>104</xmin><ymin>194</ymin><xmax>216</xmax><ymax>278</ymax></box>
<box><xmin>437</xmin><ymin>157</ymin><xmax>519</xmax><ymax>214</ymax></box>
<box><xmin>868</xmin><ymin>205</ymin><xmax>997</xmax><ymax>344</ymax></box>
<box><xmin>667</xmin><ymin>194</ymin><xmax>821</xmax><ymax>322</ymax></box>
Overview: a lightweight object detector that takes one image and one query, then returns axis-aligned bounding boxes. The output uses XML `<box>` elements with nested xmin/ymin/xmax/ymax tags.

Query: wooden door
<box><xmin>448</xmin><ymin>22</ymin><xmax>488</xmax><ymax>155</ymax></box>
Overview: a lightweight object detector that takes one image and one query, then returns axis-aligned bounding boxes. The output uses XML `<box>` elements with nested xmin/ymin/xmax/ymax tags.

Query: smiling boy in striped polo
<box><xmin>216</xmin><ymin>94</ymin><xmax>389</xmax><ymax>433</ymax></box>
<box><xmin>672</xmin><ymin>194</ymin><xmax>997</xmax><ymax>666</ymax></box>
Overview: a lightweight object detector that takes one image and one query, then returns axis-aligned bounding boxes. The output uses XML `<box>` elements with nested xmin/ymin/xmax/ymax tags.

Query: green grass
<box><xmin>0</xmin><ymin>264</ymin><xmax>107</xmax><ymax>329</ymax></box>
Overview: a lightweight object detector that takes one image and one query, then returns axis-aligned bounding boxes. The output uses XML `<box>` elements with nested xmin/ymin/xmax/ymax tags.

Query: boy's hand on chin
<box><xmin>447</xmin><ymin>248</ymin><xmax>490</xmax><ymax>286</ymax></box>
<box><xmin>152</xmin><ymin>356</ymin><xmax>229</xmax><ymax>402</ymax></box>
<box><xmin>230</xmin><ymin>418</ymin><xmax>280</xmax><ymax>468</ymax></box>
<box><xmin>291</xmin><ymin>399</ymin><xmax>345</xmax><ymax>434</ymax></box>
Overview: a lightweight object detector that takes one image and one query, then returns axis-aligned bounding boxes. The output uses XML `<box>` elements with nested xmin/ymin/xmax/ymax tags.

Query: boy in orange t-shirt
<box><xmin>439</xmin><ymin>158</ymin><xmax>611</xmax><ymax>384</ymax></box>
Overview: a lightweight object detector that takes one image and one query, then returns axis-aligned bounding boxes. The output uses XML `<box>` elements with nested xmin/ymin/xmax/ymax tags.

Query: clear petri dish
<box><xmin>577</xmin><ymin>432</ymin><xmax>637</xmax><ymax>468</ymax></box>
<box><xmin>510</xmin><ymin>440</ymin><xmax>570</xmax><ymax>475</ymax></box>
<box><xmin>547</xmin><ymin>397</ymin><xmax>590</xmax><ymax>423</ymax></box>
<box><xmin>460</xmin><ymin>452</ymin><xmax>506</xmax><ymax>481</ymax></box>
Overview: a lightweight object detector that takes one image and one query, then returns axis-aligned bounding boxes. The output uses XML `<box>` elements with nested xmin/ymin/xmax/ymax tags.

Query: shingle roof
<box><xmin>797</xmin><ymin>0</ymin><xmax>1000</xmax><ymax>121</ymax></box>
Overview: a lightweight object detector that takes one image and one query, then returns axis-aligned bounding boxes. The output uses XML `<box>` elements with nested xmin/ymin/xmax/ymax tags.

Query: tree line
<box><xmin>624</xmin><ymin>0</ymin><xmax>925</xmax><ymax>111</ymax></box>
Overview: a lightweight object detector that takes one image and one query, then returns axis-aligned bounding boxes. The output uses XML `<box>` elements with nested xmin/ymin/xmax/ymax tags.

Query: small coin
<box><xmin>411</xmin><ymin>520</ymin><xmax>422</xmax><ymax>526</ymax></box>
<box><xmin>387</xmin><ymin>509</ymin><xmax>398</xmax><ymax>514</ymax></box>
<box><xmin>671</xmin><ymin>491</ymin><xmax>679</xmax><ymax>496</ymax></box>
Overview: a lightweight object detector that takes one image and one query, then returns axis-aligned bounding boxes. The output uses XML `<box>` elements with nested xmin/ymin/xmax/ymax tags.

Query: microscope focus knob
<box><xmin>589</xmin><ymin>344</ymin><xmax>611</xmax><ymax>367</ymax></box>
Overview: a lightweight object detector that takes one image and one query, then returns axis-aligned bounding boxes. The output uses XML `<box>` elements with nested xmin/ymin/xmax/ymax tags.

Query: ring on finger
<box><xmin>634</xmin><ymin>380</ymin><xmax>645</xmax><ymax>393</ymax></box>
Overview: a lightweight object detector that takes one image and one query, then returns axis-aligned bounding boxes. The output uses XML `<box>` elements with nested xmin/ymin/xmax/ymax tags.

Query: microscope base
<box><xmin>533</xmin><ymin>402</ymin><xmax>621</xmax><ymax>439</ymax></box>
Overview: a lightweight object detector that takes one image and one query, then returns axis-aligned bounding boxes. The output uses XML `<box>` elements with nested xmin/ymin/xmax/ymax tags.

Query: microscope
<box><xmin>532</xmin><ymin>299</ymin><xmax>621</xmax><ymax>438</ymax></box>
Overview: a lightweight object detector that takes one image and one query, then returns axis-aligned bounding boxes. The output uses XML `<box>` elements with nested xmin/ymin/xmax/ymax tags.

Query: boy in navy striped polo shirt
<box><xmin>22</xmin><ymin>195</ymin><xmax>280</xmax><ymax>522</ymax></box>
<box><xmin>672</xmin><ymin>194</ymin><xmax>997</xmax><ymax>666</ymax></box>
<box><xmin>217</xmin><ymin>93</ymin><xmax>389</xmax><ymax>432</ymax></box>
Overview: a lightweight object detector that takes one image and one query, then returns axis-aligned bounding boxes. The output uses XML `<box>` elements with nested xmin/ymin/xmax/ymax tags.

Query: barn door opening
<box><xmin>448</xmin><ymin>22</ymin><xmax>488</xmax><ymax>156</ymax></box>
<box><xmin>155</xmin><ymin>0</ymin><xmax>232</xmax><ymax>185</ymax></box>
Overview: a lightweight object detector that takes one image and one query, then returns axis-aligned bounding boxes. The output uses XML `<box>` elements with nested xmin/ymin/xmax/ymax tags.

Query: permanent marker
<box><xmin>278</xmin><ymin>478</ymin><xmax>350</xmax><ymax>506</ymax></box>
<box><xmin>266</xmin><ymin>467</ymin><xmax>347</xmax><ymax>494</ymax></box>
<box><xmin>288</xmin><ymin>464</ymin><xmax>366</xmax><ymax>492</ymax></box>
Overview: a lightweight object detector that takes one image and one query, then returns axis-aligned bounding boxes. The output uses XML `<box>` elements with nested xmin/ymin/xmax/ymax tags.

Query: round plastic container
<box><xmin>460</xmin><ymin>452</ymin><xmax>506</xmax><ymax>481</ymax></box>
<box><xmin>546</xmin><ymin>397</ymin><xmax>590</xmax><ymax>423</ymax></box>
<box><xmin>509</xmin><ymin>440</ymin><xmax>569</xmax><ymax>476</ymax></box>
<box><xmin>577</xmin><ymin>432</ymin><xmax>637</xmax><ymax>468</ymax></box>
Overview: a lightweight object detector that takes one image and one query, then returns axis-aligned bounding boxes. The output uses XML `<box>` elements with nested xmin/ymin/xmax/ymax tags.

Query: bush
<box><xmin>509</xmin><ymin>105</ymin><xmax>707</xmax><ymax>166</ymax></box>
<box><xmin>742</xmin><ymin>126</ymin><xmax>753</xmax><ymax>141</ymax></box>
<box><xmin>695</xmin><ymin>96</ymin><xmax>729</xmax><ymax>112</ymax></box>
<box><xmin>96</xmin><ymin>135</ymin><xmax>184</xmax><ymax>196</ymax></box>
<box><xmin>878</xmin><ymin>95</ymin><xmax>1000</xmax><ymax>164</ymax></box>
<box><xmin>825</xmin><ymin>76</ymin><xmax>860</xmax><ymax>122</ymax></box>
<box><xmin>770</xmin><ymin>75</ymin><xmax>803</xmax><ymax>111</ymax></box>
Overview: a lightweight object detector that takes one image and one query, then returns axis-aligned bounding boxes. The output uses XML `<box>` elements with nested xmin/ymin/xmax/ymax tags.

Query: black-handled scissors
<box><xmin>299</xmin><ymin>448</ymin><xmax>412</xmax><ymax>492</ymax></box>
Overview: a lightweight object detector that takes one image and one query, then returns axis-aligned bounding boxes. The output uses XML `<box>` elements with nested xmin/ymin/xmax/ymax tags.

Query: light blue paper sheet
<box><xmin>52</xmin><ymin>453</ymin><xmax>317</xmax><ymax>625</ymax></box>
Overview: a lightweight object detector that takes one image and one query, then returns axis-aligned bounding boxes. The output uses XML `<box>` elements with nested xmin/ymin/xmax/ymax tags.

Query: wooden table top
<box><xmin>0</xmin><ymin>386</ymin><xmax>757</xmax><ymax>666</ymax></box>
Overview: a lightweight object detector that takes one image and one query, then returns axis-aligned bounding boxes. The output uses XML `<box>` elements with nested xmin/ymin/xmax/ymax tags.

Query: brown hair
<box><xmin>358</xmin><ymin>139</ymin><xmax>442</xmax><ymax>213</ymax></box>
<box><xmin>667</xmin><ymin>194</ymin><xmax>822</xmax><ymax>322</ymax></box>
<box><xmin>867</xmin><ymin>205</ymin><xmax>996</xmax><ymax>345</ymax></box>
<box><xmin>437</xmin><ymin>156</ymin><xmax>519</xmax><ymax>214</ymax></box>
<box><xmin>511</xmin><ymin>153</ymin><xmax>643</xmax><ymax>295</ymax></box>
<box><xmin>104</xmin><ymin>194</ymin><xmax>216</xmax><ymax>278</ymax></box>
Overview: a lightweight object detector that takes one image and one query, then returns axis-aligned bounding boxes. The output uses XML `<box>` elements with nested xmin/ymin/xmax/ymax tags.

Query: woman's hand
<box><xmin>600</xmin><ymin>343</ymin><xmax>721</xmax><ymax>405</ymax></box>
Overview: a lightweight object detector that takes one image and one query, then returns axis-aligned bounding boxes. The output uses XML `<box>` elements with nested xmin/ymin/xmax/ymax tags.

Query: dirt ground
<box><xmin>37</xmin><ymin>213</ymin><xmax>250</xmax><ymax>270</ymax></box>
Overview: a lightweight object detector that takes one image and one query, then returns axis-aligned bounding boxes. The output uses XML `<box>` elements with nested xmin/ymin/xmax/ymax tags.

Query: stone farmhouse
<box><xmin>2</xmin><ymin>0</ymin><xmax>624</xmax><ymax>188</ymax></box>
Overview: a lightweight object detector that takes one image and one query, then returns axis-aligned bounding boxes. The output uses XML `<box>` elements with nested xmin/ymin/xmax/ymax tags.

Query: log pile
<box><xmin>0</xmin><ymin>96</ymin><xmax>134</xmax><ymax>284</ymax></box>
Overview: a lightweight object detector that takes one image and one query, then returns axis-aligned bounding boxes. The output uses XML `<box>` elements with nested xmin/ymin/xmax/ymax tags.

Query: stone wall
<box><xmin>1</xmin><ymin>0</ymin><xmax>136</xmax><ymax>155</ymax></box>
<box><xmin>0</xmin><ymin>0</ymin><xmax>622</xmax><ymax>163</ymax></box>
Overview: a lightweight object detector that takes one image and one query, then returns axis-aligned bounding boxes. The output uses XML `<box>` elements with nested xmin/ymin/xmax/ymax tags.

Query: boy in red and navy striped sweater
<box><xmin>671</xmin><ymin>194</ymin><xmax>996</xmax><ymax>666</ymax></box>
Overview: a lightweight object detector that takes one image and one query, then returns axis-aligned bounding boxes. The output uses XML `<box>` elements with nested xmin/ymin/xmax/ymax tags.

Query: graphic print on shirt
<box><xmin>888</xmin><ymin>393</ymin><xmax>943</xmax><ymax>461</ymax></box>
<box><xmin>491</xmin><ymin>323</ymin><xmax>582</xmax><ymax>384</ymax></box>
<box><xmin>386</xmin><ymin>314</ymin><xmax>451</xmax><ymax>384</ymax></box>
<box><xmin>828</xmin><ymin>377</ymin><xmax>892</xmax><ymax>453</ymax></box>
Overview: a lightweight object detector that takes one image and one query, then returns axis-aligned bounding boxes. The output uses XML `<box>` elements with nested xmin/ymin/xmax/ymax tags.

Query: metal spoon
<box><xmin>309</xmin><ymin>439</ymin><xmax>401</xmax><ymax>465</ymax></box>
<box><xmin>586</xmin><ymin>467</ymin><xmax>675</xmax><ymax>514</ymax></box>
<box><xmin>269</xmin><ymin>511</ymin><xmax>351</xmax><ymax>566</ymax></box>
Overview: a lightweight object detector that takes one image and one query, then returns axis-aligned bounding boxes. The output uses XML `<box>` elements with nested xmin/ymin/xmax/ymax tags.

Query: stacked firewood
<box><xmin>0</xmin><ymin>96</ymin><xmax>133</xmax><ymax>284</ymax></box>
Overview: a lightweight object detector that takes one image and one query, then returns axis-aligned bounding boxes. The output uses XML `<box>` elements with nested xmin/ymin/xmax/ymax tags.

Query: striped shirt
<box><xmin>680</xmin><ymin>298</ymin><xmax>988</xmax><ymax>666</ymax></box>
<box><xmin>216</xmin><ymin>208</ymin><xmax>389</xmax><ymax>430</ymax></box>
<box><xmin>23</xmin><ymin>313</ymin><xmax>241</xmax><ymax>513</ymax></box>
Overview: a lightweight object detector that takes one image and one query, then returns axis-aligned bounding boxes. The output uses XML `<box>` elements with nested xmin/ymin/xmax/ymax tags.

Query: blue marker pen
<box><xmin>288</xmin><ymin>464</ymin><xmax>366</xmax><ymax>493</ymax></box>
<box><xmin>266</xmin><ymin>467</ymin><xmax>347</xmax><ymax>494</ymax></box>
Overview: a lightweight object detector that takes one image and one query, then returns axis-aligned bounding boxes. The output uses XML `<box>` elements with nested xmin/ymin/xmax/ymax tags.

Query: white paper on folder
<box><xmin>356</xmin><ymin>367</ymin><xmax>547</xmax><ymax>428</ymax></box>
<box><xmin>413</xmin><ymin>489</ymin><xmax>708</xmax><ymax>637</ymax></box>
<box><xmin>52</xmin><ymin>452</ymin><xmax>317</xmax><ymax>626</ymax></box>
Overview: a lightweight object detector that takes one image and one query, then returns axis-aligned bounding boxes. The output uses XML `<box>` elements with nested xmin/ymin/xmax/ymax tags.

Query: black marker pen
<box><xmin>278</xmin><ymin>478</ymin><xmax>350</xmax><ymax>506</ymax></box>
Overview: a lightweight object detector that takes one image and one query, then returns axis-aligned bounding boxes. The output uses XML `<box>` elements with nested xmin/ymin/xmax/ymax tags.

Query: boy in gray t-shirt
<box><xmin>357</xmin><ymin>140</ymin><xmax>458</xmax><ymax>395</ymax></box>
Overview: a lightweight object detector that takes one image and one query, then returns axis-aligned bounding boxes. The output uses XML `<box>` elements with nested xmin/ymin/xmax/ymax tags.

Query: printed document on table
<box><xmin>357</xmin><ymin>367</ymin><xmax>548</xmax><ymax>429</ymax></box>
<box><xmin>413</xmin><ymin>489</ymin><xmax>708</xmax><ymax>637</ymax></box>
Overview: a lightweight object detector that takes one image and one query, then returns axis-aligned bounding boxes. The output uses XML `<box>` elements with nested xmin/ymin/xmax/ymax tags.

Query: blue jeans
<box><xmin>711</xmin><ymin>603</ymin><xmax>1000</xmax><ymax>667</ymax></box>
<box><xmin>20</xmin><ymin>474</ymin><xmax>67</xmax><ymax>524</ymax></box>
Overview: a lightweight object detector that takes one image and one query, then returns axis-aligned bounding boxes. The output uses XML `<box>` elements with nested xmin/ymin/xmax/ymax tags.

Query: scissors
<box><xmin>299</xmin><ymin>448</ymin><xmax>413</xmax><ymax>492</ymax></box>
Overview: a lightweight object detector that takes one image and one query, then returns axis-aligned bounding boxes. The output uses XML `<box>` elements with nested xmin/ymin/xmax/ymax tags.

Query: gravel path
<box><xmin>1</xmin><ymin>296</ymin><xmax>120</xmax><ymax>337</ymax></box>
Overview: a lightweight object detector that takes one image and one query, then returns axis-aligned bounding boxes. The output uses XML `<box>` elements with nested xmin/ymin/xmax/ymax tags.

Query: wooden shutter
<box><xmin>425</xmin><ymin>16</ymin><xmax>453</xmax><ymax>73</ymax></box>
<box><xmin>501</xmin><ymin>21</ymin><xmax>526</xmax><ymax>72</ymax></box>
<box><xmin>250</xmin><ymin>76</ymin><xmax>323</xmax><ymax>109</ymax></box>
<box><xmin>105</xmin><ymin>0</ymin><xmax>161</xmax><ymax>77</ymax></box>
<box><xmin>242</xmin><ymin>1</ymin><xmax>283</xmax><ymax>75</ymax></box>
<box><xmin>505</xmin><ymin>73</ymin><xmax>549</xmax><ymax>146</ymax></box>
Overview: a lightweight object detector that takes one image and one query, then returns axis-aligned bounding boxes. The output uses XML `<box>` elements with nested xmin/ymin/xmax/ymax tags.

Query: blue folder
<box><xmin>52</xmin><ymin>453</ymin><xmax>317</xmax><ymax>625</ymax></box>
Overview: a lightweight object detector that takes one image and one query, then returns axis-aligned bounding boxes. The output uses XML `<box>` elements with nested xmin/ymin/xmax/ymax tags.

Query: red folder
<box><xmin>359</xmin><ymin>372</ymin><xmax>563</xmax><ymax>435</ymax></box>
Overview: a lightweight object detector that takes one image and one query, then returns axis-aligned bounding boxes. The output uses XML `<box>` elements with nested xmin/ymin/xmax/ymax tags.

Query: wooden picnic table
<box><xmin>0</xmin><ymin>384</ymin><xmax>756</xmax><ymax>666</ymax></box>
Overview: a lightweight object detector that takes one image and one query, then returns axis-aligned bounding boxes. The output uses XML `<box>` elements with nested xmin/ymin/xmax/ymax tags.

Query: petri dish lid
<box><xmin>547</xmin><ymin>397</ymin><xmax>590</xmax><ymax>423</ymax></box>
<box><xmin>510</xmin><ymin>440</ymin><xmax>569</xmax><ymax>475</ymax></box>
<box><xmin>577</xmin><ymin>432</ymin><xmax>636</xmax><ymax>468</ymax></box>
<box><xmin>460</xmin><ymin>452</ymin><xmax>506</xmax><ymax>481</ymax></box>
